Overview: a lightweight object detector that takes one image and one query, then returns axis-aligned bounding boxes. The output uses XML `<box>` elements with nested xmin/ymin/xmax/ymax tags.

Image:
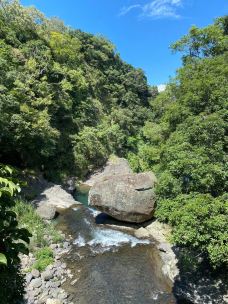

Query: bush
<box><xmin>155</xmin><ymin>193</ymin><xmax>228</xmax><ymax>268</ymax></box>
<box><xmin>0</xmin><ymin>164</ymin><xmax>31</xmax><ymax>303</ymax></box>
<box><xmin>13</xmin><ymin>199</ymin><xmax>63</xmax><ymax>272</ymax></box>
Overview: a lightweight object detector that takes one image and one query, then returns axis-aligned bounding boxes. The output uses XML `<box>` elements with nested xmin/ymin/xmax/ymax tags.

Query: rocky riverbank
<box><xmin>19</xmin><ymin>175</ymin><xmax>82</xmax><ymax>304</ymax></box>
<box><xmin>21</xmin><ymin>237</ymin><xmax>72</xmax><ymax>304</ymax></box>
<box><xmin>135</xmin><ymin>220</ymin><xmax>179</xmax><ymax>284</ymax></box>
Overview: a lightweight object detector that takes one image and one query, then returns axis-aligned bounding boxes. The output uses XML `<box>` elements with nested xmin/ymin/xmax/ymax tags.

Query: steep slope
<box><xmin>0</xmin><ymin>0</ymin><xmax>151</xmax><ymax>179</ymax></box>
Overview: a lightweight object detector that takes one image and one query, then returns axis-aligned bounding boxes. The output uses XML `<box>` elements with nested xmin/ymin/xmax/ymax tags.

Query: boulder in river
<box><xmin>82</xmin><ymin>156</ymin><xmax>133</xmax><ymax>188</ymax></box>
<box><xmin>89</xmin><ymin>172</ymin><xmax>157</xmax><ymax>223</ymax></box>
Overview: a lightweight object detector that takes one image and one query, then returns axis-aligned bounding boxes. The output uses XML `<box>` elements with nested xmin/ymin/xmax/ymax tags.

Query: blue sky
<box><xmin>21</xmin><ymin>0</ymin><xmax>227</xmax><ymax>86</ymax></box>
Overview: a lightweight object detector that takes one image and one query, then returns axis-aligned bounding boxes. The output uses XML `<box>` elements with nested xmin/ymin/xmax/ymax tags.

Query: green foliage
<box><xmin>128</xmin><ymin>16</ymin><xmax>228</xmax><ymax>268</ymax></box>
<box><xmin>156</xmin><ymin>194</ymin><xmax>228</xmax><ymax>267</ymax></box>
<box><xmin>33</xmin><ymin>247</ymin><xmax>54</xmax><ymax>271</ymax></box>
<box><xmin>0</xmin><ymin>0</ymin><xmax>149</xmax><ymax>178</ymax></box>
<box><xmin>13</xmin><ymin>199</ymin><xmax>63</xmax><ymax>249</ymax></box>
<box><xmin>171</xmin><ymin>16</ymin><xmax>228</xmax><ymax>61</ymax></box>
<box><xmin>0</xmin><ymin>163</ymin><xmax>31</xmax><ymax>303</ymax></box>
<box><xmin>0</xmin><ymin>164</ymin><xmax>31</xmax><ymax>266</ymax></box>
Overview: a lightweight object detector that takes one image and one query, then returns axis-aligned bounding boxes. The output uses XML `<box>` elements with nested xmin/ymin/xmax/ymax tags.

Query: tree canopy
<box><xmin>128</xmin><ymin>16</ymin><xmax>228</xmax><ymax>268</ymax></box>
<box><xmin>0</xmin><ymin>0</ymin><xmax>151</xmax><ymax>179</ymax></box>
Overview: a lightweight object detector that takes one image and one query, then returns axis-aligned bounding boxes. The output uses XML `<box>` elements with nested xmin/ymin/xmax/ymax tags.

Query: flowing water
<box><xmin>57</xmin><ymin>189</ymin><xmax>177</xmax><ymax>304</ymax></box>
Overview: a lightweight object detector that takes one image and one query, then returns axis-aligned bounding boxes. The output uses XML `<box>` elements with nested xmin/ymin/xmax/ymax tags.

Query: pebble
<box><xmin>26</xmin><ymin>273</ymin><xmax>33</xmax><ymax>284</ymax></box>
<box><xmin>31</xmin><ymin>269</ymin><xmax>40</xmax><ymax>278</ymax></box>
<box><xmin>61</xmin><ymin>263</ymin><xmax>67</xmax><ymax>269</ymax></box>
<box><xmin>55</xmin><ymin>261</ymin><xmax>62</xmax><ymax>267</ymax></box>
<box><xmin>30</xmin><ymin>278</ymin><xmax>42</xmax><ymax>289</ymax></box>
<box><xmin>51</xmin><ymin>280</ymin><xmax>61</xmax><ymax>288</ymax></box>
<box><xmin>41</xmin><ymin>269</ymin><xmax>54</xmax><ymax>281</ymax></box>
<box><xmin>33</xmin><ymin>288</ymin><xmax>41</xmax><ymax>297</ymax></box>
<box><xmin>63</xmin><ymin>242</ymin><xmax>69</xmax><ymax>249</ymax></box>
<box><xmin>70</xmin><ymin>278</ymin><xmax>78</xmax><ymax>286</ymax></box>
<box><xmin>58</xmin><ymin>291</ymin><xmax>68</xmax><ymax>300</ymax></box>
<box><xmin>46</xmin><ymin>299</ymin><xmax>62</xmax><ymax>304</ymax></box>
<box><xmin>50</xmin><ymin>243</ymin><xmax>58</xmax><ymax>249</ymax></box>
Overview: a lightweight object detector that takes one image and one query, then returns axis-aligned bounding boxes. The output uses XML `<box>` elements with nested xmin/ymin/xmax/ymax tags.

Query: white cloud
<box><xmin>142</xmin><ymin>0</ymin><xmax>182</xmax><ymax>18</ymax></box>
<box><xmin>119</xmin><ymin>0</ymin><xmax>183</xmax><ymax>19</ymax></box>
<box><xmin>119</xmin><ymin>4</ymin><xmax>141</xmax><ymax>16</ymax></box>
<box><xmin>157</xmin><ymin>84</ymin><xmax>166</xmax><ymax>92</ymax></box>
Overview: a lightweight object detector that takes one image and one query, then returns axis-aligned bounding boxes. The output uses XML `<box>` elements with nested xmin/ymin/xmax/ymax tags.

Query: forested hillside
<box><xmin>0</xmin><ymin>0</ymin><xmax>153</xmax><ymax>180</ymax></box>
<box><xmin>128</xmin><ymin>17</ymin><xmax>228</xmax><ymax>268</ymax></box>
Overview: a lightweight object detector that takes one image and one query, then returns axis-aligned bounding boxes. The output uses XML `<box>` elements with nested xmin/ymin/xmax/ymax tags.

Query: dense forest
<box><xmin>0</xmin><ymin>0</ymin><xmax>154</xmax><ymax>180</ymax></box>
<box><xmin>0</xmin><ymin>1</ymin><xmax>227</xmax><ymax>302</ymax></box>
<box><xmin>127</xmin><ymin>16</ymin><xmax>228</xmax><ymax>268</ymax></box>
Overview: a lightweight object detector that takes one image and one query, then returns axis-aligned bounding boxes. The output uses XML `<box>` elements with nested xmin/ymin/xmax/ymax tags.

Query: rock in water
<box><xmin>82</xmin><ymin>157</ymin><xmax>133</xmax><ymax>188</ymax></box>
<box><xmin>89</xmin><ymin>172</ymin><xmax>157</xmax><ymax>223</ymax></box>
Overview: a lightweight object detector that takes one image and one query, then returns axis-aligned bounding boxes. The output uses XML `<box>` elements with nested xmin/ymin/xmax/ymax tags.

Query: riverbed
<box><xmin>57</xmin><ymin>199</ymin><xmax>176</xmax><ymax>304</ymax></box>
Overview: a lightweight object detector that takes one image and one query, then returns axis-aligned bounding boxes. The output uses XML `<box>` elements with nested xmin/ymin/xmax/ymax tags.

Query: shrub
<box><xmin>155</xmin><ymin>193</ymin><xmax>228</xmax><ymax>268</ymax></box>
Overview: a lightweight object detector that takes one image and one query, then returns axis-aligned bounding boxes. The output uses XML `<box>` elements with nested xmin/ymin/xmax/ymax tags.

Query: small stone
<box><xmin>70</xmin><ymin>278</ymin><xmax>78</xmax><ymax>286</ymax></box>
<box><xmin>30</xmin><ymin>278</ymin><xmax>42</xmax><ymax>289</ymax></box>
<box><xmin>61</xmin><ymin>263</ymin><xmax>66</xmax><ymax>269</ymax></box>
<box><xmin>31</xmin><ymin>269</ymin><xmax>40</xmax><ymax>278</ymax></box>
<box><xmin>46</xmin><ymin>299</ymin><xmax>62</xmax><ymax>304</ymax></box>
<box><xmin>63</xmin><ymin>242</ymin><xmax>69</xmax><ymax>249</ymax></box>
<box><xmin>50</xmin><ymin>243</ymin><xmax>58</xmax><ymax>249</ymax></box>
<box><xmin>51</xmin><ymin>280</ymin><xmax>61</xmax><ymax>288</ymax></box>
<box><xmin>26</xmin><ymin>273</ymin><xmax>33</xmax><ymax>284</ymax></box>
<box><xmin>135</xmin><ymin>227</ymin><xmax>150</xmax><ymax>239</ymax></box>
<box><xmin>28</xmin><ymin>296</ymin><xmax>35</xmax><ymax>304</ymax></box>
<box><xmin>55</xmin><ymin>261</ymin><xmax>62</xmax><ymax>267</ymax></box>
<box><xmin>37</xmin><ymin>293</ymin><xmax>49</xmax><ymax>304</ymax></box>
<box><xmin>58</xmin><ymin>291</ymin><xmax>68</xmax><ymax>300</ymax></box>
<box><xmin>33</xmin><ymin>288</ymin><xmax>41</xmax><ymax>297</ymax></box>
<box><xmin>41</xmin><ymin>270</ymin><xmax>53</xmax><ymax>281</ymax></box>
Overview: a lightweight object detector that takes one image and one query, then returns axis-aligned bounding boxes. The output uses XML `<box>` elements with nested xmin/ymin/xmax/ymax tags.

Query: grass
<box><xmin>33</xmin><ymin>247</ymin><xmax>54</xmax><ymax>271</ymax></box>
<box><xmin>13</xmin><ymin>199</ymin><xmax>63</xmax><ymax>270</ymax></box>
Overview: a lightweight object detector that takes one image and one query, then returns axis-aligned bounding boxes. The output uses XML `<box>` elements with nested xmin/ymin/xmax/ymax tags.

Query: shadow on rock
<box><xmin>173</xmin><ymin>247</ymin><xmax>228</xmax><ymax>304</ymax></box>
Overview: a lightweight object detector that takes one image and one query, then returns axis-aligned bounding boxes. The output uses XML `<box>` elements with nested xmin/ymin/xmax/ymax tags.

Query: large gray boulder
<box><xmin>82</xmin><ymin>157</ymin><xmax>133</xmax><ymax>188</ymax></box>
<box><xmin>89</xmin><ymin>172</ymin><xmax>157</xmax><ymax>223</ymax></box>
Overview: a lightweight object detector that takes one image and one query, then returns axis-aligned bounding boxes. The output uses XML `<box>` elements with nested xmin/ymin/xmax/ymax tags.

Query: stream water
<box><xmin>57</xmin><ymin>190</ymin><xmax>177</xmax><ymax>304</ymax></box>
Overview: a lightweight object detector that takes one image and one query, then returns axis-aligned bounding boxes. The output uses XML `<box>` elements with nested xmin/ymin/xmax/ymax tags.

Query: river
<box><xmin>56</xmin><ymin>190</ymin><xmax>177</xmax><ymax>304</ymax></box>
